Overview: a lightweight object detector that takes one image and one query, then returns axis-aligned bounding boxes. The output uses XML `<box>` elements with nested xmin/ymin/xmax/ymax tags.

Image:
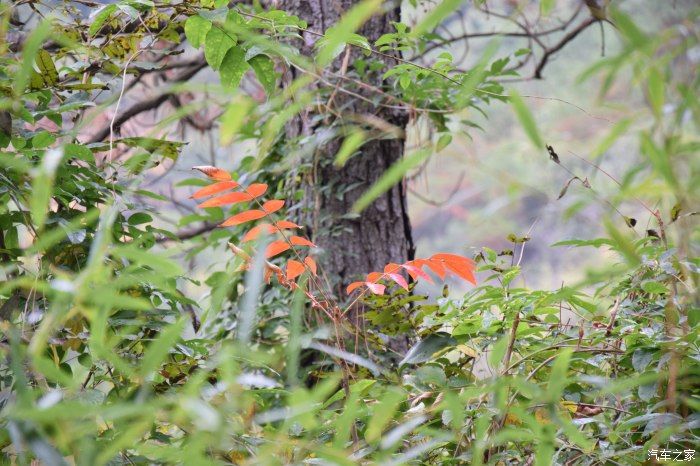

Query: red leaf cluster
<box><xmin>346</xmin><ymin>254</ymin><xmax>476</xmax><ymax>296</ymax></box>
<box><xmin>192</xmin><ymin>167</ymin><xmax>317</xmax><ymax>285</ymax></box>
<box><xmin>191</xmin><ymin>167</ymin><xmax>477</xmax><ymax>310</ymax></box>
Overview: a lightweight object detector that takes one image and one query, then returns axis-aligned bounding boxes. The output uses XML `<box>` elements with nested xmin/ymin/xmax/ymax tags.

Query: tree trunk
<box><xmin>280</xmin><ymin>1</ymin><xmax>414</xmax><ymax>304</ymax></box>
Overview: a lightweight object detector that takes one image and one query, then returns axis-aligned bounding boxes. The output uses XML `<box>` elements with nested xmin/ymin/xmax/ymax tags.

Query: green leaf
<box><xmin>641</xmin><ymin>281</ymin><xmax>667</xmax><ymax>295</ymax></box>
<box><xmin>353</xmin><ymin>148</ymin><xmax>430</xmax><ymax>213</ymax></box>
<box><xmin>510</xmin><ymin>90</ymin><xmax>543</xmax><ymax>149</ymax></box>
<box><xmin>316</xmin><ymin>0</ymin><xmax>381</xmax><ymax>65</ymax></box>
<box><xmin>399</xmin><ymin>332</ymin><xmax>456</xmax><ymax>365</ymax></box>
<box><xmin>184</xmin><ymin>15</ymin><xmax>212</xmax><ymax>49</ymax></box>
<box><xmin>89</xmin><ymin>4</ymin><xmax>117</xmax><ymax>36</ymax></box>
<box><xmin>647</xmin><ymin>66</ymin><xmax>664</xmax><ymax>118</ymax></box>
<box><xmin>219</xmin><ymin>96</ymin><xmax>253</xmax><ymax>146</ymax></box>
<box><xmin>546</xmin><ymin>348</ymin><xmax>573</xmax><ymax>402</ymax></box>
<box><xmin>30</xmin><ymin>148</ymin><xmax>64</xmax><ymax>230</ymax></box>
<box><xmin>541</xmin><ymin>0</ymin><xmax>555</xmax><ymax>15</ymax></box>
<box><xmin>488</xmin><ymin>335</ymin><xmax>509</xmax><ymax>370</ymax></box>
<box><xmin>31</xmin><ymin>131</ymin><xmax>55</xmax><ymax>149</ymax></box>
<box><xmin>436</xmin><ymin>133</ymin><xmax>452</xmax><ymax>152</ymax></box>
<box><xmin>219</xmin><ymin>46</ymin><xmax>249</xmax><ymax>88</ymax></box>
<box><xmin>640</xmin><ymin>132</ymin><xmax>677</xmax><ymax>188</ymax></box>
<box><xmin>334</xmin><ymin>130</ymin><xmax>366</xmax><ymax>167</ymax></box>
<box><xmin>15</xmin><ymin>21</ymin><xmax>52</xmax><ymax>95</ymax></box>
<box><xmin>34</xmin><ymin>49</ymin><xmax>58</xmax><ymax>86</ymax></box>
<box><xmin>249</xmin><ymin>54</ymin><xmax>276</xmax><ymax>96</ymax></box>
<box><xmin>364</xmin><ymin>387</ymin><xmax>404</xmax><ymax>443</ymax></box>
<box><xmin>590</xmin><ymin>117</ymin><xmax>633</xmax><ymax>159</ymax></box>
<box><xmin>204</xmin><ymin>25</ymin><xmax>236</xmax><ymax>70</ymax></box>
<box><xmin>411</xmin><ymin>0</ymin><xmax>463</xmax><ymax>36</ymax></box>
<box><xmin>138</xmin><ymin>319</ymin><xmax>186</xmax><ymax>378</ymax></box>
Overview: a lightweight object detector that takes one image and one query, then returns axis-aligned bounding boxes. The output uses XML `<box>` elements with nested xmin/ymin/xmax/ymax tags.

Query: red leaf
<box><xmin>242</xmin><ymin>223</ymin><xmax>275</xmax><ymax>242</ymax></box>
<box><xmin>198</xmin><ymin>191</ymin><xmax>252</xmax><ymax>208</ymax></box>
<box><xmin>286</xmin><ymin>259</ymin><xmax>305</xmax><ymax>280</ymax></box>
<box><xmin>346</xmin><ymin>281</ymin><xmax>364</xmax><ymax>294</ymax></box>
<box><xmin>190</xmin><ymin>181</ymin><xmax>238</xmax><ymax>199</ymax></box>
<box><xmin>290</xmin><ymin>236</ymin><xmax>315</xmax><ymax>247</ymax></box>
<box><xmin>346</xmin><ymin>281</ymin><xmax>385</xmax><ymax>295</ymax></box>
<box><xmin>366</xmin><ymin>271</ymin><xmax>383</xmax><ymax>283</ymax></box>
<box><xmin>220</xmin><ymin>209</ymin><xmax>266</xmax><ymax>226</ymax></box>
<box><xmin>365</xmin><ymin>282</ymin><xmax>386</xmax><ymax>295</ymax></box>
<box><xmin>244</xmin><ymin>183</ymin><xmax>268</xmax><ymax>198</ymax></box>
<box><xmin>431</xmin><ymin>253</ymin><xmax>476</xmax><ymax>284</ymax></box>
<box><xmin>387</xmin><ymin>273</ymin><xmax>409</xmax><ymax>291</ymax></box>
<box><xmin>193</xmin><ymin>166</ymin><xmax>231</xmax><ymax>181</ymax></box>
<box><xmin>262</xmin><ymin>199</ymin><xmax>284</xmax><ymax>214</ymax></box>
<box><xmin>304</xmin><ymin>256</ymin><xmax>317</xmax><ymax>275</ymax></box>
<box><xmin>276</xmin><ymin>220</ymin><xmax>300</xmax><ymax>230</ymax></box>
<box><xmin>402</xmin><ymin>263</ymin><xmax>433</xmax><ymax>283</ymax></box>
<box><xmin>265</xmin><ymin>241</ymin><xmax>291</xmax><ymax>258</ymax></box>
<box><xmin>422</xmin><ymin>259</ymin><xmax>447</xmax><ymax>279</ymax></box>
<box><xmin>384</xmin><ymin>263</ymin><xmax>401</xmax><ymax>274</ymax></box>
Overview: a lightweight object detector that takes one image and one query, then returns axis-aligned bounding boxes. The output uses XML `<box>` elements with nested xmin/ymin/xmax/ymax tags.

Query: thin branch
<box><xmin>86</xmin><ymin>58</ymin><xmax>207</xmax><ymax>144</ymax></box>
<box><xmin>534</xmin><ymin>18</ymin><xmax>596</xmax><ymax>79</ymax></box>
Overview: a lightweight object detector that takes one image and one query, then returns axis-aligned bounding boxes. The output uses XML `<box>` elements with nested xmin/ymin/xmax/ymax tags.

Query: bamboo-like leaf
<box><xmin>353</xmin><ymin>148</ymin><xmax>430</xmax><ymax>213</ymax></box>
<box><xmin>510</xmin><ymin>90</ymin><xmax>543</xmax><ymax>149</ymax></box>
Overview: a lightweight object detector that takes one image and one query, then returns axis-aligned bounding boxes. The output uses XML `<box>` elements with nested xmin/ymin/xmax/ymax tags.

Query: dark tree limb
<box><xmin>85</xmin><ymin>57</ymin><xmax>207</xmax><ymax>144</ymax></box>
<box><xmin>156</xmin><ymin>223</ymin><xmax>219</xmax><ymax>243</ymax></box>
<box><xmin>533</xmin><ymin>17</ymin><xmax>596</xmax><ymax>79</ymax></box>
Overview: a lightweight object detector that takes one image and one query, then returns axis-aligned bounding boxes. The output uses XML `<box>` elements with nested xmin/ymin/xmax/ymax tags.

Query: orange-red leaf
<box><xmin>366</xmin><ymin>271</ymin><xmax>383</xmax><ymax>283</ymax></box>
<box><xmin>242</xmin><ymin>223</ymin><xmax>275</xmax><ymax>242</ymax></box>
<box><xmin>193</xmin><ymin>166</ymin><xmax>231</xmax><ymax>181</ymax></box>
<box><xmin>286</xmin><ymin>259</ymin><xmax>305</xmax><ymax>280</ymax></box>
<box><xmin>262</xmin><ymin>199</ymin><xmax>284</xmax><ymax>214</ymax></box>
<box><xmin>304</xmin><ymin>256</ymin><xmax>317</xmax><ymax>275</ymax></box>
<box><xmin>422</xmin><ymin>258</ymin><xmax>447</xmax><ymax>279</ymax></box>
<box><xmin>290</xmin><ymin>236</ymin><xmax>315</xmax><ymax>247</ymax></box>
<box><xmin>347</xmin><ymin>281</ymin><xmax>385</xmax><ymax>295</ymax></box>
<box><xmin>266</xmin><ymin>241</ymin><xmax>291</xmax><ymax>258</ymax></box>
<box><xmin>276</xmin><ymin>220</ymin><xmax>300</xmax><ymax>230</ymax></box>
<box><xmin>384</xmin><ymin>263</ymin><xmax>401</xmax><ymax>274</ymax></box>
<box><xmin>198</xmin><ymin>191</ymin><xmax>252</xmax><ymax>208</ymax></box>
<box><xmin>191</xmin><ymin>181</ymin><xmax>239</xmax><ymax>199</ymax></box>
<box><xmin>366</xmin><ymin>282</ymin><xmax>386</xmax><ymax>295</ymax></box>
<box><xmin>220</xmin><ymin>209</ymin><xmax>266</xmax><ymax>226</ymax></box>
<box><xmin>346</xmin><ymin>281</ymin><xmax>364</xmax><ymax>294</ymax></box>
<box><xmin>431</xmin><ymin>253</ymin><xmax>476</xmax><ymax>284</ymax></box>
<box><xmin>244</xmin><ymin>183</ymin><xmax>268</xmax><ymax>198</ymax></box>
<box><xmin>402</xmin><ymin>263</ymin><xmax>433</xmax><ymax>283</ymax></box>
<box><xmin>387</xmin><ymin>272</ymin><xmax>409</xmax><ymax>291</ymax></box>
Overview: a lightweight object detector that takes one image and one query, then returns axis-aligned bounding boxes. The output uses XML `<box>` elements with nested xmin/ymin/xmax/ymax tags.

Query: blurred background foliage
<box><xmin>0</xmin><ymin>0</ymin><xmax>698</xmax><ymax>465</ymax></box>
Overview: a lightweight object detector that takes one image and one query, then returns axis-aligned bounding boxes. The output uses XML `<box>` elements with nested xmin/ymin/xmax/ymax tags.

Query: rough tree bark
<box><xmin>280</xmin><ymin>1</ymin><xmax>414</xmax><ymax>303</ymax></box>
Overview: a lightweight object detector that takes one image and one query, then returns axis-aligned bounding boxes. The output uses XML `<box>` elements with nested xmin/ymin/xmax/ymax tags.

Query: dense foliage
<box><xmin>0</xmin><ymin>1</ymin><xmax>698</xmax><ymax>465</ymax></box>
